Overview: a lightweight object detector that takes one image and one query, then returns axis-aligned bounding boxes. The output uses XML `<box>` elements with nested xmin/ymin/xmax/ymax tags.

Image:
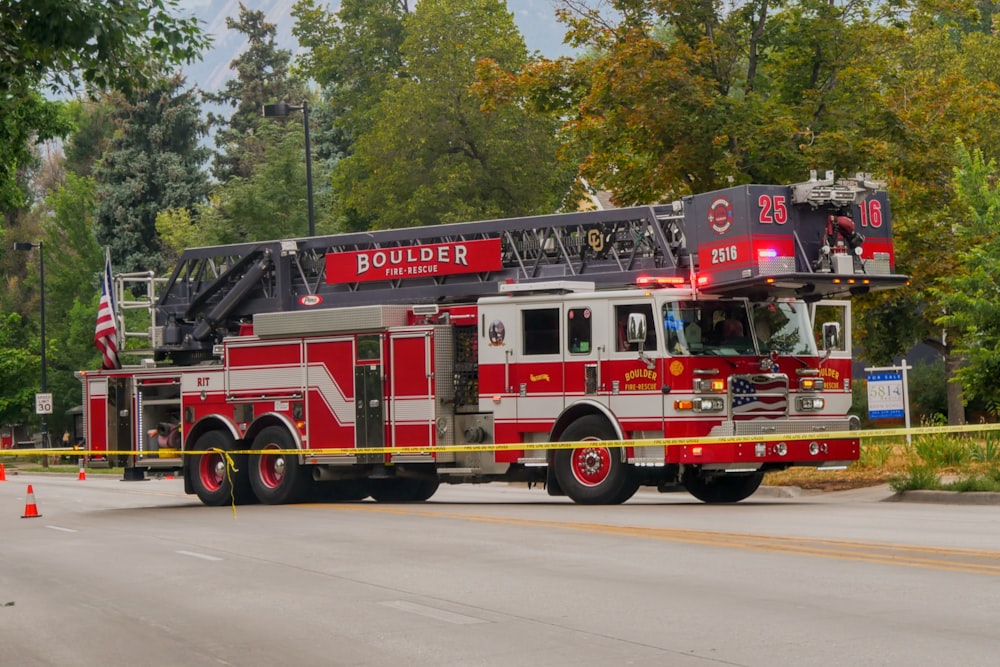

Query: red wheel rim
<box><xmin>570</xmin><ymin>445</ymin><xmax>612</xmax><ymax>487</ymax></box>
<box><xmin>198</xmin><ymin>452</ymin><xmax>225</xmax><ymax>491</ymax></box>
<box><xmin>257</xmin><ymin>444</ymin><xmax>285</xmax><ymax>489</ymax></box>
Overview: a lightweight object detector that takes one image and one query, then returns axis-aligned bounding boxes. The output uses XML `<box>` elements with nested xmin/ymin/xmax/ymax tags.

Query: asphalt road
<box><xmin>2</xmin><ymin>473</ymin><xmax>999</xmax><ymax>666</ymax></box>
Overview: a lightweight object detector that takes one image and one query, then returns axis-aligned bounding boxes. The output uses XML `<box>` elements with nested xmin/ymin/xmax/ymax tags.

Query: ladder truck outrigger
<box><xmin>80</xmin><ymin>171</ymin><xmax>907</xmax><ymax>505</ymax></box>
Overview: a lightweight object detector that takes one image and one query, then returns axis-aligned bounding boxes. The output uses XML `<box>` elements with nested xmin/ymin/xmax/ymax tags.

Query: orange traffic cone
<box><xmin>78</xmin><ymin>466</ymin><xmax>86</xmax><ymax>481</ymax></box>
<box><xmin>21</xmin><ymin>484</ymin><xmax>41</xmax><ymax>518</ymax></box>
<box><xmin>0</xmin><ymin>462</ymin><xmax>6</xmax><ymax>481</ymax></box>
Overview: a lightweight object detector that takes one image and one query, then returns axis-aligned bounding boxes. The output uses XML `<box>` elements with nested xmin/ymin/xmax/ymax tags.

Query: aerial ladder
<box><xmin>151</xmin><ymin>171</ymin><xmax>906</xmax><ymax>365</ymax></box>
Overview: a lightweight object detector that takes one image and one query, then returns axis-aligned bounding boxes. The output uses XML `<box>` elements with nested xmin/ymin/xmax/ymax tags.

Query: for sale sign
<box><xmin>867</xmin><ymin>372</ymin><xmax>904</xmax><ymax>419</ymax></box>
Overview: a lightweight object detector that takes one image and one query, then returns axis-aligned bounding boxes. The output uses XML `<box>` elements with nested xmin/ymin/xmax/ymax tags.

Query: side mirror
<box><xmin>822</xmin><ymin>322</ymin><xmax>841</xmax><ymax>351</ymax></box>
<box><xmin>626</xmin><ymin>312</ymin><xmax>647</xmax><ymax>347</ymax></box>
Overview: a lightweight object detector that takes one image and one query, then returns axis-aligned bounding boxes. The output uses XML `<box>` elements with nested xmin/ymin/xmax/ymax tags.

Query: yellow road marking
<box><xmin>314</xmin><ymin>504</ymin><xmax>1000</xmax><ymax>577</ymax></box>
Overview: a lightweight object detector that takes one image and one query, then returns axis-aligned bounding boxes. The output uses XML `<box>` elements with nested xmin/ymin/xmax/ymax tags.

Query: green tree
<box><xmin>62</xmin><ymin>100</ymin><xmax>116</xmax><ymax>178</ymax></box>
<box><xmin>293</xmin><ymin>0</ymin><xmax>410</xmax><ymax>159</ymax></box>
<box><xmin>204</xmin><ymin>3</ymin><xmax>307</xmax><ymax>182</ymax></box>
<box><xmin>0</xmin><ymin>91</ymin><xmax>73</xmax><ymax>212</ymax></box>
<box><xmin>0</xmin><ymin>0</ymin><xmax>208</xmax><ymax>211</ymax></box>
<box><xmin>0</xmin><ymin>313</ymin><xmax>37</xmax><ymax>428</ymax></box>
<box><xmin>482</xmin><ymin>0</ymin><xmax>908</xmax><ymax>202</ymax></box>
<box><xmin>851</xmin><ymin>2</ymin><xmax>1000</xmax><ymax>423</ymax></box>
<box><xmin>41</xmin><ymin>174</ymin><xmax>103</xmax><ymax>426</ymax></box>
<box><xmin>334</xmin><ymin>0</ymin><xmax>577</xmax><ymax>230</ymax></box>
<box><xmin>934</xmin><ymin>143</ymin><xmax>1000</xmax><ymax>412</ymax></box>
<box><xmin>43</xmin><ymin>174</ymin><xmax>102</xmax><ymax>320</ymax></box>
<box><xmin>188</xmin><ymin>122</ymin><xmax>318</xmax><ymax>244</ymax></box>
<box><xmin>94</xmin><ymin>75</ymin><xmax>211</xmax><ymax>274</ymax></box>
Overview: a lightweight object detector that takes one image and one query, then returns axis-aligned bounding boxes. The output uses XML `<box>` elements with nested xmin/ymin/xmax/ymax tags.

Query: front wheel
<box><xmin>553</xmin><ymin>415</ymin><xmax>639</xmax><ymax>505</ymax></box>
<box><xmin>683</xmin><ymin>470</ymin><xmax>764</xmax><ymax>503</ymax></box>
<box><xmin>249</xmin><ymin>426</ymin><xmax>312</xmax><ymax>504</ymax></box>
<box><xmin>189</xmin><ymin>430</ymin><xmax>253</xmax><ymax>506</ymax></box>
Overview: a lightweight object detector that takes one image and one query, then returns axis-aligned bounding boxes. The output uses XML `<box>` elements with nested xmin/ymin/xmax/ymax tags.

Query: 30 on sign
<box><xmin>35</xmin><ymin>392</ymin><xmax>53</xmax><ymax>415</ymax></box>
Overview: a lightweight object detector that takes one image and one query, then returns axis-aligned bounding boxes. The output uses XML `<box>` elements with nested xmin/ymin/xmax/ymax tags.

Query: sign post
<box><xmin>865</xmin><ymin>360</ymin><xmax>911</xmax><ymax>444</ymax></box>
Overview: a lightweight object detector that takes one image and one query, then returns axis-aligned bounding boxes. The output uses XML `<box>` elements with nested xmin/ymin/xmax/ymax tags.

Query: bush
<box><xmin>911</xmin><ymin>432</ymin><xmax>969</xmax><ymax>467</ymax></box>
<box><xmin>890</xmin><ymin>463</ymin><xmax>941</xmax><ymax>492</ymax></box>
<box><xmin>941</xmin><ymin>472</ymin><xmax>1000</xmax><ymax>492</ymax></box>
<box><xmin>859</xmin><ymin>440</ymin><xmax>895</xmax><ymax>468</ymax></box>
<box><xmin>969</xmin><ymin>434</ymin><xmax>1000</xmax><ymax>463</ymax></box>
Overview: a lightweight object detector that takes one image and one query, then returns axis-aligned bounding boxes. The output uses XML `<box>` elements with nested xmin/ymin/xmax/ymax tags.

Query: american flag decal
<box><xmin>731</xmin><ymin>374</ymin><xmax>788</xmax><ymax>415</ymax></box>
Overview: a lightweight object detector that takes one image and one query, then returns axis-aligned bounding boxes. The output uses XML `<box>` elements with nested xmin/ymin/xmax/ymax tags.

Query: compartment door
<box><xmin>388</xmin><ymin>330</ymin><xmax>435</xmax><ymax>452</ymax></box>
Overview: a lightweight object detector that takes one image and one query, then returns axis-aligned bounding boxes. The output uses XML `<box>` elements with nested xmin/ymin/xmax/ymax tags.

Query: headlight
<box><xmin>694</xmin><ymin>397</ymin><xmax>726</xmax><ymax>412</ymax></box>
<box><xmin>796</xmin><ymin>396</ymin><xmax>826</xmax><ymax>411</ymax></box>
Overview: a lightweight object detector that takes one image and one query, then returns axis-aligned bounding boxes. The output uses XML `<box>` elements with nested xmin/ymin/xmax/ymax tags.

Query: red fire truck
<box><xmin>79</xmin><ymin>171</ymin><xmax>906</xmax><ymax>505</ymax></box>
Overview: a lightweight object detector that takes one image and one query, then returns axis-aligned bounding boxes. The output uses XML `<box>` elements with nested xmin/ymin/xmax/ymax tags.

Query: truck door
<box><xmin>513</xmin><ymin>306</ymin><xmax>565</xmax><ymax>429</ymax></box>
<box><xmin>603</xmin><ymin>302</ymin><xmax>664</xmax><ymax>428</ymax></box>
<box><xmin>108</xmin><ymin>377</ymin><xmax>133</xmax><ymax>467</ymax></box>
<box><xmin>565</xmin><ymin>304</ymin><xmax>600</xmax><ymax>403</ymax></box>
<box><xmin>305</xmin><ymin>336</ymin><xmax>359</xmax><ymax>455</ymax></box>
<box><xmin>355</xmin><ymin>334</ymin><xmax>384</xmax><ymax>464</ymax></box>
<box><xmin>387</xmin><ymin>329</ymin><xmax>435</xmax><ymax>452</ymax></box>
<box><xmin>811</xmin><ymin>300</ymin><xmax>853</xmax><ymax>411</ymax></box>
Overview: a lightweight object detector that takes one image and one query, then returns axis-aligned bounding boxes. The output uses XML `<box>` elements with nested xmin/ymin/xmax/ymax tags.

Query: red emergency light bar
<box><xmin>636</xmin><ymin>275</ymin><xmax>688</xmax><ymax>288</ymax></box>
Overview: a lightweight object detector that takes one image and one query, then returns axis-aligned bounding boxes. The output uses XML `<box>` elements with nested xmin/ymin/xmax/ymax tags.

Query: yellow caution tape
<box><xmin>2</xmin><ymin>422</ymin><xmax>998</xmax><ymax>459</ymax></box>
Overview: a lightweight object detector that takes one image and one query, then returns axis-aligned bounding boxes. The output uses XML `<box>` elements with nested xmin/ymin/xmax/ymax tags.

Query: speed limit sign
<box><xmin>35</xmin><ymin>392</ymin><xmax>53</xmax><ymax>415</ymax></box>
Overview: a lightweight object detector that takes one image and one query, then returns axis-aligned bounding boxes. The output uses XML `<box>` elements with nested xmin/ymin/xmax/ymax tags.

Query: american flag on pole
<box><xmin>94</xmin><ymin>248</ymin><xmax>121</xmax><ymax>369</ymax></box>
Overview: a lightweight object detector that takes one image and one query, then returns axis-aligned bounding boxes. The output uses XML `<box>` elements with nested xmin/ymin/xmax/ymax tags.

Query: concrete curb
<box><xmin>885</xmin><ymin>490</ymin><xmax>1000</xmax><ymax>505</ymax></box>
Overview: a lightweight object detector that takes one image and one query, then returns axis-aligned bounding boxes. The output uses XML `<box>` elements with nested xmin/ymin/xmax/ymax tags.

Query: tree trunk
<box><xmin>943</xmin><ymin>351</ymin><xmax>966</xmax><ymax>425</ymax></box>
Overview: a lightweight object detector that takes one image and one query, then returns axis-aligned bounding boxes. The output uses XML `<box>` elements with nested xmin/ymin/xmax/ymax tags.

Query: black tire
<box><xmin>249</xmin><ymin>426</ymin><xmax>312</xmax><ymax>504</ymax></box>
<box><xmin>369</xmin><ymin>478</ymin><xmax>440</xmax><ymax>503</ymax></box>
<box><xmin>683</xmin><ymin>471</ymin><xmax>764</xmax><ymax>503</ymax></box>
<box><xmin>409</xmin><ymin>478</ymin><xmax>440</xmax><ymax>502</ymax></box>
<box><xmin>188</xmin><ymin>430</ymin><xmax>253</xmax><ymax>506</ymax></box>
<box><xmin>553</xmin><ymin>415</ymin><xmax>639</xmax><ymax>505</ymax></box>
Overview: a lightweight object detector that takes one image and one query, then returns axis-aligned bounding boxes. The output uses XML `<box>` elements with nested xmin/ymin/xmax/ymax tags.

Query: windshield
<box><xmin>662</xmin><ymin>299</ymin><xmax>817</xmax><ymax>357</ymax></box>
<box><xmin>662</xmin><ymin>300</ymin><xmax>753</xmax><ymax>355</ymax></box>
<box><xmin>749</xmin><ymin>300</ymin><xmax>817</xmax><ymax>356</ymax></box>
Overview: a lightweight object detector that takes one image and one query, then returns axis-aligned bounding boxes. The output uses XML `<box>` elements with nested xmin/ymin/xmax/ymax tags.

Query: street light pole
<box><xmin>13</xmin><ymin>241</ymin><xmax>47</xmax><ymax>448</ymax></box>
<box><xmin>302</xmin><ymin>101</ymin><xmax>314</xmax><ymax>238</ymax></box>
<box><xmin>262</xmin><ymin>100</ymin><xmax>315</xmax><ymax>237</ymax></box>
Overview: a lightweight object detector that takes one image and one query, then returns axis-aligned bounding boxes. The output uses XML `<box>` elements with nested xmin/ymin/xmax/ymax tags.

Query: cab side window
<box><xmin>567</xmin><ymin>307</ymin><xmax>592</xmax><ymax>354</ymax></box>
<box><xmin>523</xmin><ymin>308</ymin><xmax>560</xmax><ymax>355</ymax></box>
<box><xmin>615</xmin><ymin>304</ymin><xmax>658</xmax><ymax>352</ymax></box>
<box><xmin>664</xmin><ymin>303</ymin><xmax>703</xmax><ymax>355</ymax></box>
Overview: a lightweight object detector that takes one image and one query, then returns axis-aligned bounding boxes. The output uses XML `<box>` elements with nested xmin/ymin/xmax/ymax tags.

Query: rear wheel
<box><xmin>189</xmin><ymin>430</ymin><xmax>253</xmax><ymax>506</ymax></box>
<box><xmin>554</xmin><ymin>415</ymin><xmax>639</xmax><ymax>505</ymax></box>
<box><xmin>369</xmin><ymin>478</ymin><xmax>439</xmax><ymax>503</ymax></box>
<box><xmin>249</xmin><ymin>426</ymin><xmax>312</xmax><ymax>504</ymax></box>
<box><xmin>683</xmin><ymin>470</ymin><xmax>764</xmax><ymax>503</ymax></box>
